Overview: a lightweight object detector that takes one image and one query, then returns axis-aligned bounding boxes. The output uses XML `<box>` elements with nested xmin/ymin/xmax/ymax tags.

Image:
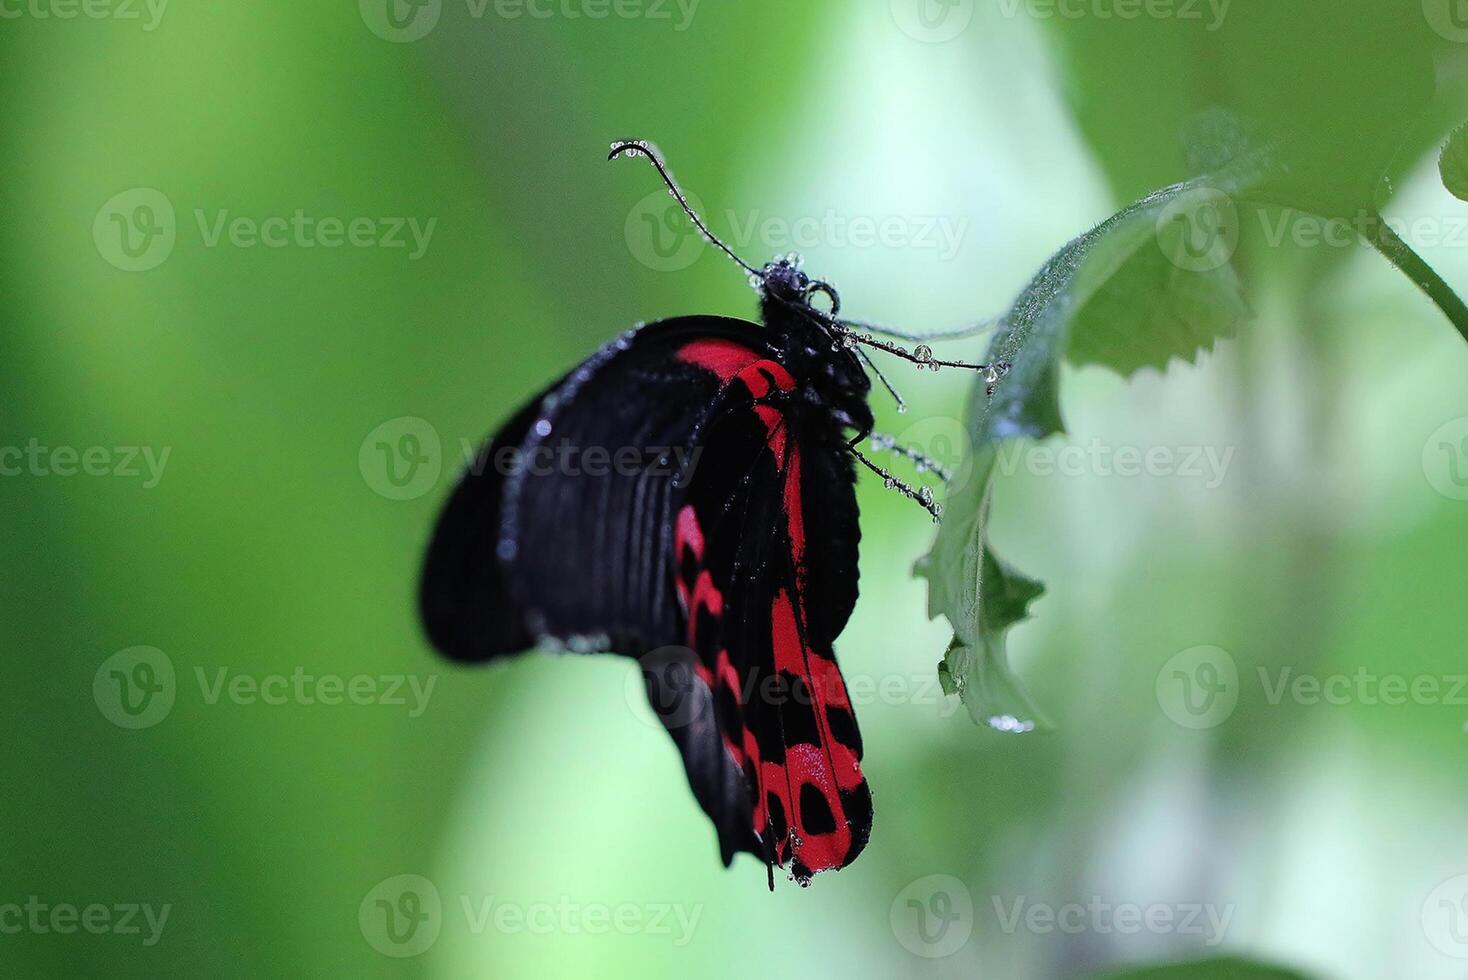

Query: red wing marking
<box><xmin>676</xmin><ymin>505</ymin><xmax>705</xmax><ymax>560</ymax></box>
<box><xmin>677</xmin><ymin>340</ymin><xmax>795</xmax><ymax>399</ymax></box>
<box><xmin>753</xmin><ymin>405</ymin><xmax>788</xmax><ymax>464</ymax></box>
<box><xmin>676</xmin><ymin>338</ymin><xmax>762</xmax><ymax>382</ymax></box>
<box><xmin>766</xmin><ymin>435</ymin><xmax>867</xmax><ymax>881</ymax></box>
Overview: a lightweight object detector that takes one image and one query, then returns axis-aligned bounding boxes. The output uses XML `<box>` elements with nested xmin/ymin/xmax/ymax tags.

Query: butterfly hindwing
<box><xmin>668</xmin><ymin>338</ymin><xmax>870</xmax><ymax>883</ymax></box>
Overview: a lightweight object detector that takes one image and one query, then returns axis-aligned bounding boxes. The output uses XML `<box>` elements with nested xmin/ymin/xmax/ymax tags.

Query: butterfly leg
<box><xmin>847</xmin><ymin>438</ymin><xmax>943</xmax><ymax>523</ymax></box>
<box><xmin>864</xmin><ymin>432</ymin><xmax>954</xmax><ymax>484</ymax></box>
<box><xmin>839</xmin><ymin>316</ymin><xmax>998</xmax><ymax>343</ymax></box>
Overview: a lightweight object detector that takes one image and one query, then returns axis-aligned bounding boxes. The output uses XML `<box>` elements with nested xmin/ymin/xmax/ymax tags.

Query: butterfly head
<box><xmin>759</xmin><ymin>253</ymin><xmax>841</xmax><ymax>321</ymax></box>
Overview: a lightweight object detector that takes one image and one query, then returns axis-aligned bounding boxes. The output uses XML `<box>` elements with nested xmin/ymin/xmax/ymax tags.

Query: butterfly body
<box><xmin>421</xmin><ymin>258</ymin><xmax>875</xmax><ymax>885</ymax></box>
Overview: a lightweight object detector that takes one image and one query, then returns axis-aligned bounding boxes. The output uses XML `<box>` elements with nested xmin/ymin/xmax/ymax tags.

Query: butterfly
<box><xmin>419</xmin><ymin>140</ymin><xmax>1003</xmax><ymax>888</ymax></box>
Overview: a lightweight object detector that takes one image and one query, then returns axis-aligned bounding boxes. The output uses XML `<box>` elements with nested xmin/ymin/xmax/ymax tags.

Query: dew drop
<box><xmin>883</xmin><ymin>476</ymin><xmax>897</xmax><ymax>490</ymax></box>
<box><xmin>917</xmin><ymin>485</ymin><xmax>935</xmax><ymax>507</ymax></box>
<box><xmin>913</xmin><ymin>343</ymin><xmax>934</xmax><ymax>364</ymax></box>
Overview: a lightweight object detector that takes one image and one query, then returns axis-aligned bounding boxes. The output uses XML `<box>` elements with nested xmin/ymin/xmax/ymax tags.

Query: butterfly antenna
<box><xmin>609</xmin><ymin>139</ymin><xmax>764</xmax><ymax>280</ymax></box>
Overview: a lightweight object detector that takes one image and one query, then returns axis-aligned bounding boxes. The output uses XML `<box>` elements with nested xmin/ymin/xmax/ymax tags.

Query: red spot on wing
<box><xmin>688</xmin><ymin>570</ymin><xmax>723</xmax><ymax>647</ymax></box>
<box><xmin>714</xmin><ymin>649</ymin><xmax>741</xmax><ymax>697</ymax></box>
<box><xmin>753</xmin><ymin>405</ymin><xmax>787</xmax><ymax>465</ymax></box>
<box><xmin>783</xmin><ymin>447</ymin><xmax>805</xmax><ymax>562</ymax></box>
<box><xmin>786</xmin><ymin>744</ymin><xmax>851</xmax><ymax>871</ymax></box>
<box><xmin>770</xmin><ymin>589</ymin><xmax>861</xmax><ymax>790</ymax></box>
<box><xmin>676</xmin><ymin>505</ymin><xmax>704</xmax><ymax>561</ymax></box>
<box><xmin>677</xmin><ymin>338</ymin><xmax>762</xmax><ymax>382</ymax></box>
<box><xmin>737</xmin><ymin>360</ymin><xmax>795</xmax><ymax>399</ymax></box>
<box><xmin>676</xmin><ymin>340</ymin><xmax>795</xmax><ymax>399</ymax></box>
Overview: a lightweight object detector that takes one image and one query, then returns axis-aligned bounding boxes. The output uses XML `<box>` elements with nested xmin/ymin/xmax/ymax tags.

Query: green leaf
<box><xmin>921</xmin><ymin>5</ymin><xmax>1468</xmax><ymax>732</ymax></box>
<box><xmin>1441</xmin><ymin>121</ymin><xmax>1468</xmax><ymax>203</ymax></box>
<box><xmin>1093</xmin><ymin>957</ymin><xmax>1316</xmax><ymax>980</ymax></box>
<box><xmin>1037</xmin><ymin>3</ymin><xmax>1468</xmax><ymax>361</ymax></box>
<box><xmin>920</xmin><ymin>167</ymin><xmax>1258</xmax><ymax>732</ymax></box>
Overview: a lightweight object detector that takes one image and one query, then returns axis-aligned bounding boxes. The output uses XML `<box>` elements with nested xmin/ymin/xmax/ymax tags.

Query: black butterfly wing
<box><xmin>420</xmin><ymin>315</ymin><xmax>754</xmax><ymax>662</ymax></box>
<box><xmin>420</xmin><ymin>318</ymin><xmax>870</xmax><ymax>883</ymax></box>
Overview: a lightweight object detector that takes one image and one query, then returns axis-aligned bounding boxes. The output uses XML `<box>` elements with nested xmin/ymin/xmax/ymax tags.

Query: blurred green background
<box><xmin>6</xmin><ymin>1</ymin><xmax>1468</xmax><ymax>977</ymax></box>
